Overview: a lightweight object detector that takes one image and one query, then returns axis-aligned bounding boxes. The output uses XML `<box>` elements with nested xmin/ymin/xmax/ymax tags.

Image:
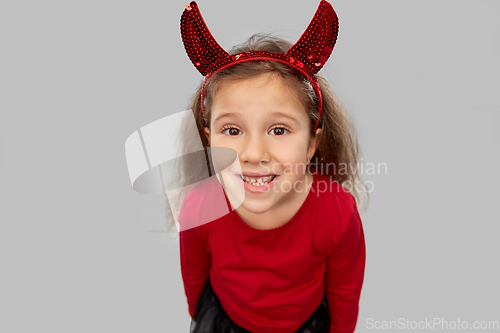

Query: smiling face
<box><xmin>204</xmin><ymin>73</ymin><xmax>322</xmax><ymax>220</ymax></box>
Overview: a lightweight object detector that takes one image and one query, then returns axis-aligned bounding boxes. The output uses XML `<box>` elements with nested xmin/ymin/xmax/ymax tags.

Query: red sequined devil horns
<box><xmin>180</xmin><ymin>0</ymin><xmax>339</xmax><ymax>130</ymax></box>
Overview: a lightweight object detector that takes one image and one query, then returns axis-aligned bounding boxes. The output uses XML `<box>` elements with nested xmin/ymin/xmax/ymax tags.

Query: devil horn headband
<box><xmin>180</xmin><ymin>0</ymin><xmax>339</xmax><ymax>130</ymax></box>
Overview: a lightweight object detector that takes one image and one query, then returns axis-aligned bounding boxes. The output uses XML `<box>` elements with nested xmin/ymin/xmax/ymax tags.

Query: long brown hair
<box><xmin>162</xmin><ymin>33</ymin><xmax>370</xmax><ymax>233</ymax></box>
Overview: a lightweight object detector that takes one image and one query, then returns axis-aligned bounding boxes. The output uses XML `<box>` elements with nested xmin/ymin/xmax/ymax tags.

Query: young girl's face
<box><xmin>204</xmin><ymin>73</ymin><xmax>321</xmax><ymax>216</ymax></box>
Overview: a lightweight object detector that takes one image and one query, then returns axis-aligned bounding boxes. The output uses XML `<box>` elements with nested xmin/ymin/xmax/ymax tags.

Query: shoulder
<box><xmin>310</xmin><ymin>173</ymin><xmax>359</xmax><ymax>251</ymax></box>
<box><xmin>178</xmin><ymin>176</ymin><xmax>228</xmax><ymax>235</ymax></box>
<box><xmin>311</xmin><ymin>173</ymin><xmax>357</xmax><ymax>217</ymax></box>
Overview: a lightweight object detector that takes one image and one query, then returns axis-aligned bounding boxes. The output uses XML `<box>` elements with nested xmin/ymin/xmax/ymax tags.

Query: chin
<box><xmin>239</xmin><ymin>199</ymin><xmax>274</xmax><ymax>215</ymax></box>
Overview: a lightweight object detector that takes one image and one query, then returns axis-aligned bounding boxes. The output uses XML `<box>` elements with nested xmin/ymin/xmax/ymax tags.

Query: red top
<box><xmin>179</xmin><ymin>173</ymin><xmax>366</xmax><ymax>333</ymax></box>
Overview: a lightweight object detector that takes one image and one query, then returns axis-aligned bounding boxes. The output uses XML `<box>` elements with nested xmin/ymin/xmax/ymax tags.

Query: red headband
<box><xmin>180</xmin><ymin>0</ymin><xmax>339</xmax><ymax>130</ymax></box>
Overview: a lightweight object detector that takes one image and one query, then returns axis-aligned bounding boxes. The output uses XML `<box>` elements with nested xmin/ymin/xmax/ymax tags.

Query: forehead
<box><xmin>211</xmin><ymin>73</ymin><xmax>307</xmax><ymax>122</ymax></box>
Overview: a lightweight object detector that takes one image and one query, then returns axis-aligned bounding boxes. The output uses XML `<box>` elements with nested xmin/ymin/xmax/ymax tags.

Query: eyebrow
<box><xmin>213</xmin><ymin>111</ymin><xmax>299</xmax><ymax>124</ymax></box>
<box><xmin>214</xmin><ymin>112</ymin><xmax>240</xmax><ymax>123</ymax></box>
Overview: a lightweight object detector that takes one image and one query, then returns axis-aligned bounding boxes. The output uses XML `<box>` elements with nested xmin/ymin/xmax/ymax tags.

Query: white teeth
<box><xmin>242</xmin><ymin>176</ymin><xmax>256</xmax><ymax>183</ymax></box>
<box><xmin>241</xmin><ymin>175</ymin><xmax>275</xmax><ymax>186</ymax></box>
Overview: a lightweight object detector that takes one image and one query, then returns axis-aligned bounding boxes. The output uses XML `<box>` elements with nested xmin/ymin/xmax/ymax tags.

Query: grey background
<box><xmin>1</xmin><ymin>0</ymin><xmax>499</xmax><ymax>332</ymax></box>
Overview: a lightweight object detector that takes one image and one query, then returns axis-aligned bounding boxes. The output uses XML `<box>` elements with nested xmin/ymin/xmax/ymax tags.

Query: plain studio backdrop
<box><xmin>1</xmin><ymin>0</ymin><xmax>498</xmax><ymax>332</ymax></box>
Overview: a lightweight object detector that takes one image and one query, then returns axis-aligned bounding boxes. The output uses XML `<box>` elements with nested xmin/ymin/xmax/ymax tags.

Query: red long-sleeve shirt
<box><xmin>179</xmin><ymin>172</ymin><xmax>366</xmax><ymax>333</ymax></box>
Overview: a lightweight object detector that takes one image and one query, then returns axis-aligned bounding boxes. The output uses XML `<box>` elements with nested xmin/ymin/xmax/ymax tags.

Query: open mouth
<box><xmin>238</xmin><ymin>174</ymin><xmax>277</xmax><ymax>187</ymax></box>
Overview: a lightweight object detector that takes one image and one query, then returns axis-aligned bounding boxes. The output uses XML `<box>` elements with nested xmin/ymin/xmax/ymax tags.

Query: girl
<box><xmin>170</xmin><ymin>1</ymin><xmax>370</xmax><ymax>332</ymax></box>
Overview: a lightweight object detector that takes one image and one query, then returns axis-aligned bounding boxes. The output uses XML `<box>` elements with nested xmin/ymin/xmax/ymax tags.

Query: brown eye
<box><xmin>269</xmin><ymin>126</ymin><xmax>290</xmax><ymax>136</ymax></box>
<box><xmin>222</xmin><ymin>126</ymin><xmax>242</xmax><ymax>136</ymax></box>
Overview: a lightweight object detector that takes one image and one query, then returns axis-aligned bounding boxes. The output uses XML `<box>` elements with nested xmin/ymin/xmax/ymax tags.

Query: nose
<box><xmin>238</xmin><ymin>133</ymin><xmax>270</xmax><ymax>164</ymax></box>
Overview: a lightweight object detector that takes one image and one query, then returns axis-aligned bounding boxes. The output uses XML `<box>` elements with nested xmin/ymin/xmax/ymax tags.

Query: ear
<box><xmin>204</xmin><ymin>126</ymin><xmax>210</xmax><ymax>145</ymax></box>
<box><xmin>286</xmin><ymin>0</ymin><xmax>339</xmax><ymax>74</ymax></box>
<box><xmin>181</xmin><ymin>1</ymin><xmax>338</xmax><ymax>76</ymax></box>
<box><xmin>307</xmin><ymin>128</ymin><xmax>322</xmax><ymax>163</ymax></box>
<box><xmin>181</xmin><ymin>1</ymin><xmax>229</xmax><ymax>76</ymax></box>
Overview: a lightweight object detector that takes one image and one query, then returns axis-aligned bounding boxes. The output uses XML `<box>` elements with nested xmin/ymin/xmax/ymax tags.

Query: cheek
<box><xmin>211</xmin><ymin>135</ymin><xmax>232</xmax><ymax>147</ymax></box>
<box><xmin>212</xmin><ymin>136</ymin><xmax>310</xmax><ymax>161</ymax></box>
<box><xmin>211</xmin><ymin>136</ymin><xmax>243</xmax><ymax>155</ymax></box>
<box><xmin>272</xmin><ymin>140</ymin><xmax>309</xmax><ymax>162</ymax></box>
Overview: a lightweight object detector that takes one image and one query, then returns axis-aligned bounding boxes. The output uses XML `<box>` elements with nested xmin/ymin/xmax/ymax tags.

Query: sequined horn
<box><xmin>180</xmin><ymin>1</ymin><xmax>229</xmax><ymax>76</ymax></box>
<box><xmin>286</xmin><ymin>0</ymin><xmax>339</xmax><ymax>74</ymax></box>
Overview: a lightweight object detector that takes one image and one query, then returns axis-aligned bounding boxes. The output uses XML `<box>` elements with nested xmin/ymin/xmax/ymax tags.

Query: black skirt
<box><xmin>190</xmin><ymin>278</ymin><xmax>330</xmax><ymax>333</ymax></box>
